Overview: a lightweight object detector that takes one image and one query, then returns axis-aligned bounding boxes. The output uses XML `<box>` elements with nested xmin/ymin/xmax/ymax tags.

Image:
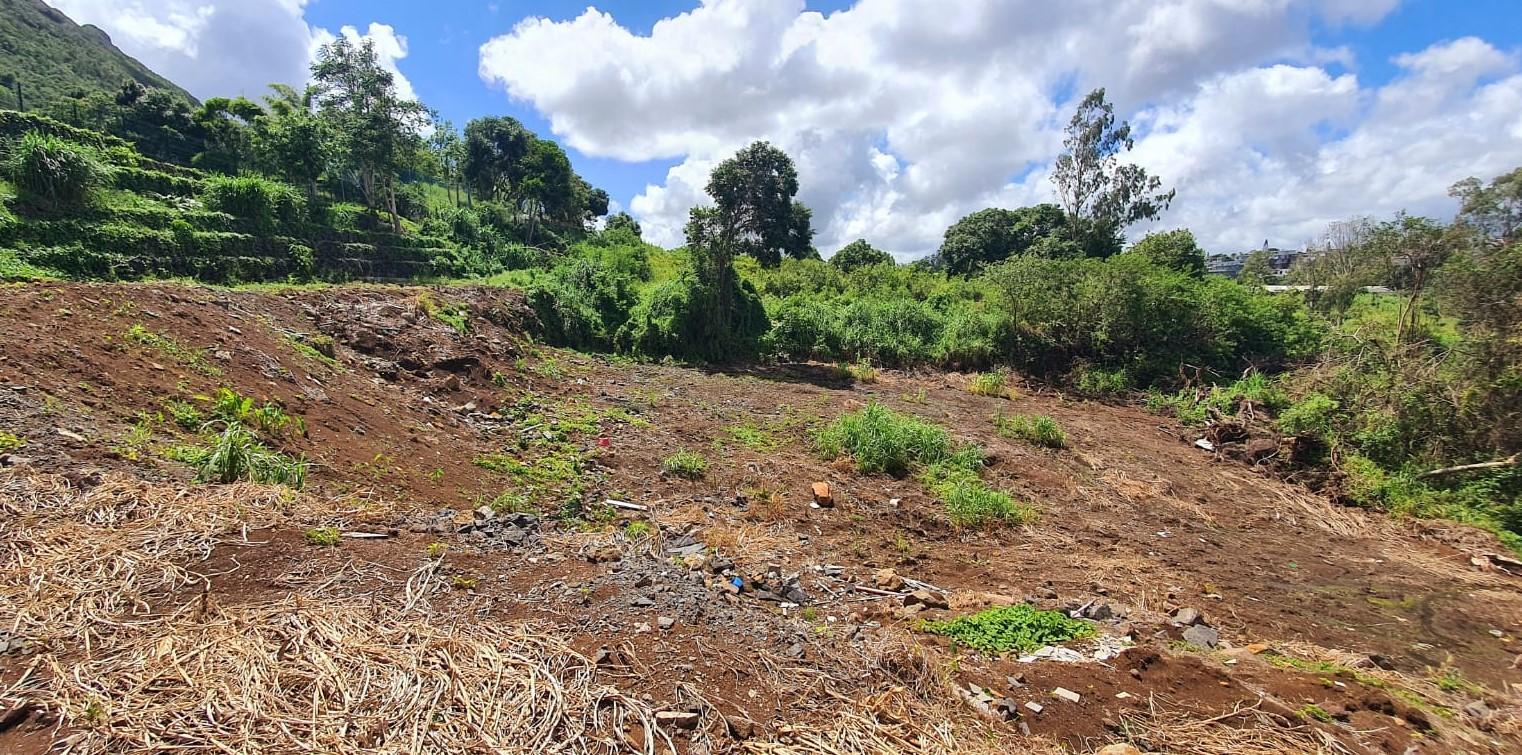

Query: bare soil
<box><xmin>0</xmin><ymin>281</ymin><xmax>1518</xmax><ymax>754</ymax></box>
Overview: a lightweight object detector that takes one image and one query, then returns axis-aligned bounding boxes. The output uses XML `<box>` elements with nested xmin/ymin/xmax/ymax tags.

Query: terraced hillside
<box><xmin>0</xmin><ymin>111</ymin><xmax>484</xmax><ymax>284</ymax></box>
<box><xmin>0</xmin><ymin>281</ymin><xmax>1518</xmax><ymax>754</ymax></box>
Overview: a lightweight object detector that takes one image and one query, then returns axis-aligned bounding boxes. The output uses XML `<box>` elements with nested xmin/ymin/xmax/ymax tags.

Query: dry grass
<box><xmin>0</xmin><ymin>471</ymin><xmax>339</xmax><ymax>650</ymax></box>
<box><xmin>23</xmin><ymin>596</ymin><xmax>665</xmax><ymax>754</ymax></box>
<box><xmin>1116</xmin><ymin>697</ymin><xmax>1354</xmax><ymax>755</ymax></box>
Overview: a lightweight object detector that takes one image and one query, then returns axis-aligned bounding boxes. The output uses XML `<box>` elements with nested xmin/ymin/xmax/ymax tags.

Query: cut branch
<box><xmin>1416</xmin><ymin>454</ymin><xmax>1521</xmax><ymax>479</ymax></box>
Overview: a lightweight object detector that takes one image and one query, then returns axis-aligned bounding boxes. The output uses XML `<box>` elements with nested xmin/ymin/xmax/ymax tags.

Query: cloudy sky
<box><xmin>47</xmin><ymin>0</ymin><xmax>1522</xmax><ymax>258</ymax></box>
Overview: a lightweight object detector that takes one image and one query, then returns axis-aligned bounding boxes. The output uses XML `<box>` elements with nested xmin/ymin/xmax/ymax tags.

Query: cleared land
<box><xmin>0</xmin><ymin>282</ymin><xmax>1518</xmax><ymax>754</ymax></box>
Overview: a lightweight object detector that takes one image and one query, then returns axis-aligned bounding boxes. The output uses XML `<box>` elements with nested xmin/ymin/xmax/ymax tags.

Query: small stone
<box><xmin>1052</xmin><ymin>687</ymin><xmax>1081</xmax><ymax>704</ymax></box>
<box><xmin>1463</xmin><ymin>701</ymin><xmax>1492</xmax><ymax>719</ymax></box>
<box><xmin>658</xmin><ymin>616</ymin><xmax>676</xmax><ymax>631</ymax></box>
<box><xmin>630</xmin><ymin>596</ymin><xmax>655</xmax><ymax>608</ymax></box>
<box><xmin>905</xmin><ymin>589</ymin><xmax>949</xmax><ymax>611</ymax></box>
<box><xmin>725</xmin><ymin>716</ymin><xmax>755</xmax><ymax>739</ymax></box>
<box><xmin>634</xmin><ymin>622</ymin><xmax>652</xmax><ymax>633</ymax></box>
<box><xmin>811</xmin><ymin>481</ymin><xmax>834</xmax><ymax>508</ymax></box>
<box><xmin>1024</xmin><ymin>701</ymin><xmax>1044</xmax><ymax>714</ymax></box>
<box><xmin>474</xmin><ymin>505</ymin><xmax>495</xmax><ymax>520</ymax></box>
<box><xmin>1245</xmin><ymin>642</ymin><xmax>1270</xmax><ymax>654</ymax></box>
<box><xmin>1095</xmin><ymin>745</ymin><xmax>1143</xmax><ymax>755</ymax></box>
<box><xmin>873</xmin><ymin>568</ymin><xmax>904</xmax><ymax>591</ymax></box>
<box><xmin>634</xmin><ymin>574</ymin><xmax>654</xmax><ymax>588</ymax></box>
<box><xmin>682</xmin><ymin>553</ymin><xmax>708</xmax><ymax>571</ymax></box>
<box><xmin>588</xmin><ymin>545</ymin><xmax>623</xmax><ymax>563</ymax></box>
<box><xmin>1115</xmin><ymin>692</ymin><xmax>1133</xmax><ymax>700</ymax></box>
<box><xmin>1171</xmin><ymin>607</ymin><xmax>1204</xmax><ymax>626</ymax></box>
<box><xmin>655</xmin><ymin>710</ymin><xmax>700</xmax><ymax>730</ymax></box>
<box><xmin>1181</xmin><ymin>624</ymin><xmax>1219</xmax><ymax>649</ymax></box>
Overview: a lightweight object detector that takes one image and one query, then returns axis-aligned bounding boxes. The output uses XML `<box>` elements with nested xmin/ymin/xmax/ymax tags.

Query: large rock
<box><xmin>1181</xmin><ymin>624</ymin><xmax>1219</xmax><ymax>649</ymax></box>
<box><xmin>905</xmin><ymin>589</ymin><xmax>949</xmax><ymax>611</ymax></box>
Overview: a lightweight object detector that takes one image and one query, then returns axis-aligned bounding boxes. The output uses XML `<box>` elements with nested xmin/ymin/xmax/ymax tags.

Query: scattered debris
<box><xmin>1051</xmin><ymin>687</ymin><xmax>1082</xmax><ymax>704</ymax></box>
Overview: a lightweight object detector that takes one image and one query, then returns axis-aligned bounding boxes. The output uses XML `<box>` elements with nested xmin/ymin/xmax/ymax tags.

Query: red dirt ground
<box><xmin>0</xmin><ymin>281</ymin><xmax>1518</xmax><ymax>753</ymax></box>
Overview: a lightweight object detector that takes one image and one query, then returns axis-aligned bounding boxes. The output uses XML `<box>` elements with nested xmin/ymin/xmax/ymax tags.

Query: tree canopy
<box><xmin>1052</xmin><ymin>88</ymin><xmax>1174</xmax><ymax>258</ymax></box>
<box><xmin>830</xmin><ymin>239</ymin><xmax>893</xmax><ymax>271</ymax></box>
<box><xmin>703</xmin><ymin>141</ymin><xmax>816</xmax><ymax>267</ymax></box>
<box><xmin>1125</xmin><ymin>229</ymin><xmax>1205</xmax><ymax>276</ymax></box>
<box><xmin>937</xmin><ymin>204</ymin><xmax>1074</xmax><ymax>275</ymax></box>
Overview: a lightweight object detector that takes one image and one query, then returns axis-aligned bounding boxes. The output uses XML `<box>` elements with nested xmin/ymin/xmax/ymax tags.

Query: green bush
<box><xmin>815</xmin><ymin>401</ymin><xmax>953</xmax><ymax>477</ymax></box>
<box><xmin>618</xmin><ymin>272</ymin><xmax>769</xmax><ymax>362</ymax></box>
<box><xmin>920</xmin><ymin>604</ymin><xmax>1094</xmax><ymax>654</ymax></box>
<box><xmin>5</xmin><ymin>132</ymin><xmax>113</xmax><ymax>209</ymax></box>
<box><xmin>202</xmin><ymin>175</ymin><xmax>305</xmax><ymax>232</ymax></box>
<box><xmin>995</xmin><ymin>414</ymin><xmax>1067</xmax><ymax>448</ymax></box>
<box><xmin>525</xmin><ymin>257</ymin><xmax>639</xmax><ymax>350</ymax></box>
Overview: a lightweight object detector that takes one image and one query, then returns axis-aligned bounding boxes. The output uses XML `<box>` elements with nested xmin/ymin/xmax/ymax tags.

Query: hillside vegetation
<box><xmin>0</xmin><ymin>0</ymin><xmax>194</xmax><ymax>115</ymax></box>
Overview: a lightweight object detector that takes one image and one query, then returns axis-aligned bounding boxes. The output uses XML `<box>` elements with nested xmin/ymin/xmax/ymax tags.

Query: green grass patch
<box><xmin>662</xmin><ymin>449</ymin><xmax>708</xmax><ymax>479</ymax></box>
<box><xmin>1298</xmin><ymin>703</ymin><xmax>1332</xmax><ymax>723</ymax></box>
<box><xmin>919</xmin><ymin>604</ymin><xmax>1094</xmax><ymax>655</ymax></box>
<box><xmin>283</xmin><ymin>333</ymin><xmax>340</xmax><ymax>368</ymax></box>
<box><xmin>417</xmin><ymin>292</ymin><xmax>469</xmax><ymax>335</ymax></box>
<box><xmin>0</xmin><ymin>430</ymin><xmax>24</xmax><ymax>453</ymax></box>
<box><xmin>303</xmin><ymin>527</ymin><xmax>341</xmax><ymax>546</ymax></box>
<box><xmin>994</xmin><ymin>413</ymin><xmax>1068</xmax><ymax>448</ymax></box>
<box><xmin>816</xmin><ymin>401</ymin><xmax>952</xmax><ymax>477</ymax></box>
<box><xmin>123</xmin><ymin>323</ymin><xmax>221</xmax><ymax>376</ymax></box>
<box><xmin>968</xmin><ymin>371</ymin><xmax>1010</xmax><ymax>398</ymax></box>
<box><xmin>923</xmin><ymin>455</ymin><xmax>1035</xmax><ymax>528</ymax></box>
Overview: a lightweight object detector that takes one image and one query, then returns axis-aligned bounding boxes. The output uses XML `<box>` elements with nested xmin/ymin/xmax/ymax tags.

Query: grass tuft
<box><xmin>967</xmin><ymin>371</ymin><xmax>1011</xmax><ymax>398</ymax></box>
<box><xmin>995</xmin><ymin>413</ymin><xmax>1068</xmax><ymax>448</ymax></box>
<box><xmin>303</xmin><ymin>527</ymin><xmax>341</xmax><ymax>546</ymax></box>
<box><xmin>815</xmin><ymin>401</ymin><xmax>951</xmax><ymax>477</ymax></box>
<box><xmin>661</xmin><ymin>449</ymin><xmax>708</xmax><ymax>479</ymax></box>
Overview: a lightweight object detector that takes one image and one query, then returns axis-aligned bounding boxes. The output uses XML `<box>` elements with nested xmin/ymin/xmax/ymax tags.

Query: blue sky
<box><xmin>48</xmin><ymin>0</ymin><xmax>1522</xmax><ymax>255</ymax></box>
<box><xmin>290</xmin><ymin>0</ymin><xmax>1522</xmax><ymax>222</ymax></box>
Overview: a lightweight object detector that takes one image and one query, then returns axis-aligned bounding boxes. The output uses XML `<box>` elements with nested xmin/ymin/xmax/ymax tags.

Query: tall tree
<box><xmin>703</xmin><ymin>141</ymin><xmax>815</xmax><ymax>267</ymax></box>
<box><xmin>311</xmin><ymin>37</ymin><xmax>428</xmax><ymax>232</ymax></box>
<box><xmin>1052</xmin><ymin>88</ymin><xmax>1174</xmax><ymax>258</ymax></box>
<box><xmin>830</xmin><ymin>238</ymin><xmax>893</xmax><ymax>271</ymax></box>
<box><xmin>462</xmin><ymin>116</ymin><xmax>532</xmax><ymax>203</ymax></box>
<box><xmin>428</xmin><ymin>118</ymin><xmax>465</xmax><ymax>207</ymax></box>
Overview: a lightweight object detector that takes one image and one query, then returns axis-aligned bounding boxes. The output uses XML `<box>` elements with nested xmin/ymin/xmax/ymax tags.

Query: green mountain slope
<box><xmin>0</xmin><ymin>0</ymin><xmax>195</xmax><ymax>115</ymax></box>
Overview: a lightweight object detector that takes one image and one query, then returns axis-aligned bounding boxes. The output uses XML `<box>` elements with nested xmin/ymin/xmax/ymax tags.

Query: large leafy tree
<box><xmin>1052</xmin><ymin>88</ymin><xmax>1174</xmax><ymax>258</ymax></box>
<box><xmin>830</xmin><ymin>238</ymin><xmax>893</xmax><ymax>271</ymax></box>
<box><xmin>1125</xmin><ymin>229</ymin><xmax>1205</xmax><ymax>277</ymax></box>
<box><xmin>703</xmin><ymin>141</ymin><xmax>816</xmax><ymax>267</ymax></box>
<box><xmin>311</xmin><ymin>36</ymin><xmax>428</xmax><ymax>232</ymax></box>
<box><xmin>462</xmin><ymin>116</ymin><xmax>532</xmax><ymax>203</ymax></box>
<box><xmin>192</xmin><ymin>96</ymin><xmax>265</xmax><ymax>174</ymax></box>
<box><xmin>937</xmin><ymin>203</ymin><xmax>1073</xmax><ymax>275</ymax></box>
<box><xmin>253</xmin><ymin>91</ymin><xmax>333</xmax><ymax>205</ymax></box>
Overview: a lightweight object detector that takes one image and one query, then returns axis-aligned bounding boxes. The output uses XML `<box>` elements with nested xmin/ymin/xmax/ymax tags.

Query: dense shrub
<box><xmin>202</xmin><ymin>175</ymin><xmax>305</xmax><ymax>232</ymax></box>
<box><xmin>525</xmin><ymin>257</ymin><xmax>639</xmax><ymax>350</ymax></box>
<box><xmin>986</xmin><ymin>254</ymin><xmax>1320</xmax><ymax>384</ymax></box>
<box><xmin>617</xmin><ymin>272</ymin><xmax>769</xmax><ymax>362</ymax></box>
<box><xmin>5</xmin><ymin>132</ymin><xmax>113</xmax><ymax>209</ymax></box>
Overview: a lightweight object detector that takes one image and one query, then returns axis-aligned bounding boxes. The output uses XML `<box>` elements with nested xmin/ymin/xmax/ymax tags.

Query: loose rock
<box><xmin>1181</xmin><ymin>624</ymin><xmax>1219</xmax><ymax>649</ymax></box>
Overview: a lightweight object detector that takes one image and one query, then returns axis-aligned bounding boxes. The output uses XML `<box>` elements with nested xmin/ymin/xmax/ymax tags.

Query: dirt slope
<box><xmin>0</xmin><ymin>281</ymin><xmax>1518</xmax><ymax>754</ymax></box>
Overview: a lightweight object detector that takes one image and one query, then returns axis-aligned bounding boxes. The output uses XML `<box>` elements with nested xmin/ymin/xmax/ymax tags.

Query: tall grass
<box><xmin>175</xmin><ymin>424</ymin><xmax>308</xmax><ymax>488</ymax></box>
<box><xmin>815</xmin><ymin>402</ymin><xmax>951</xmax><ymax>477</ymax></box>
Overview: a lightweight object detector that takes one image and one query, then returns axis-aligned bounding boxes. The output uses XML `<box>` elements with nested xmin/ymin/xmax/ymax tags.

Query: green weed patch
<box><xmin>920</xmin><ymin>604</ymin><xmax>1093</xmax><ymax>655</ymax></box>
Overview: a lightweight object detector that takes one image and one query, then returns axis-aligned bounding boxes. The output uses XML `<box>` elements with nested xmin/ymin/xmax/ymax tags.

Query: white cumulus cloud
<box><xmin>479</xmin><ymin>0</ymin><xmax>1522</xmax><ymax>258</ymax></box>
<box><xmin>48</xmin><ymin>0</ymin><xmax>419</xmax><ymax>105</ymax></box>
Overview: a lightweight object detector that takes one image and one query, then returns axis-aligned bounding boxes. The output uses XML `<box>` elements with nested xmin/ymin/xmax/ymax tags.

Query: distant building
<box><xmin>1206</xmin><ymin>243</ymin><xmax>1305</xmax><ymax>279</ymax></box>
<box><xmin>1205</xmin><ymin>254</ymin><xmax>1244</xmax><ymax>277</ymax></box>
